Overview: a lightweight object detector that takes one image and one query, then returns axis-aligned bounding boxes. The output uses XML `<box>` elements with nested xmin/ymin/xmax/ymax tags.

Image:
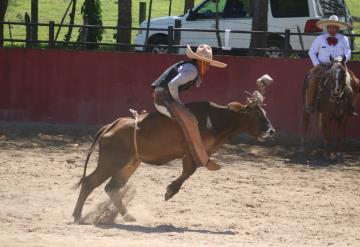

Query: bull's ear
<box><xmin>227</xmin><ymin>102</ymin><xmax>245</xmax><ymax>112</ymax></box>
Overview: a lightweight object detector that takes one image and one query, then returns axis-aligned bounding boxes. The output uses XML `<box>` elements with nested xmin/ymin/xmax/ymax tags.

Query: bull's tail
<box><xmin>73</xmin><ymin>118</ymin><xmax>122</xmax><ymax>190</ymax></box>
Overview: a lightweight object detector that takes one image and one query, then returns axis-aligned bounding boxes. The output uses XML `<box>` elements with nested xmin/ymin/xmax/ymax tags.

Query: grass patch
<box><xmin>3</xmin><ymin>0</ymin><xmax>360</xmax><ymax>56</ymax></box>
<box><xmin>4</xmin><ymin>0</ymin><xmax>202</xmax><ymax>44</ymax></box>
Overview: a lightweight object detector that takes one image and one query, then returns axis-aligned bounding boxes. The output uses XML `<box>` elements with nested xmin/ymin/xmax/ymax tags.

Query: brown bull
<box><xmin>73</xmin><ymin>99</ymin><xmax>275</xmax><ymax>223</ymax></box>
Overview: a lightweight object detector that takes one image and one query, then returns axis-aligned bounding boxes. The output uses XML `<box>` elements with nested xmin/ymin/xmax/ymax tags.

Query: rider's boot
<box><xmin>167</xmin><ymin>101</ymin><xmax>221</xmax><ymax>171</ymax></box>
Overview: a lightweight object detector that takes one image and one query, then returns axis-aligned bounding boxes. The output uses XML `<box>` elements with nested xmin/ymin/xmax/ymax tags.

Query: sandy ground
<box><xmin>0</xmin><ymin>121</ymin><xmax>359</xmax><ymax>247</ymax></box>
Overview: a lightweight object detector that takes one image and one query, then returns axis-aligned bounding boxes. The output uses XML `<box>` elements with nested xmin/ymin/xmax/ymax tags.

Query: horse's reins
<box><xmin>321</xmin><ymin>63</ymin><xmax>348</xmax><ymax>103</ymax></box>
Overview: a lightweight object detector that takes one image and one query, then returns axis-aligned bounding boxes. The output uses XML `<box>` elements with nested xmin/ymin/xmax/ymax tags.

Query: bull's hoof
<box><xmin>165</xmin><ymin>187</ymin><xmax>176</xmax><ymax>201</ymax></box>
<box><xmin>73</xmin><ymin>213</ymin><xmax>81</xmax><ymax>224</ymax></box>
<box><xmin>73</xmin><ymin>217</ymin><xmax>81</xmax><ymax>224</ymax></box>
<box><xmin>123</xmin><ymin>213</ymin><xmax>136</xmax><ymax>222</ymax></box>
<box><xmin>206</xmin><ymin>160</ymin><xmax>221</xmax><ymax>171</ymax></box>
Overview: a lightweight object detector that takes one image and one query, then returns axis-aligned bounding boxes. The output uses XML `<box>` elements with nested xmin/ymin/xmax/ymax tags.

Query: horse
<box><xmin>301</xmin><ymin>56</ymin><xmax>359</xmax><ymax>162</ymax></box>
<box><xmin>72</xmin><ymin>92</ymin><xmax>275</xmax><ymax>223</ymax></box>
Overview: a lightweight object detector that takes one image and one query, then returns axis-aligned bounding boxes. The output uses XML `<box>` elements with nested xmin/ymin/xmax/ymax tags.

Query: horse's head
<box><xmin>326</xmin><ymin>56</ymin><xmax>351</xmax><ymax>99</ymax></box>
<box><xmin>228</xmin><ymin>91</ymin><xmax>275</xmax><ymax>141</ymax></box>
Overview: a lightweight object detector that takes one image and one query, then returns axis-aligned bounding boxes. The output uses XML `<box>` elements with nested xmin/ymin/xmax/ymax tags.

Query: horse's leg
<box><xmin>321</xmin><ymin>117</ymin><xmax>332</xmax><ymax>161</ymax></box>
<box><xmin>335</xmin><ymin>117</ymin><xmax>348</xmax><ymax>163</ymax></box>
<box><xmin>105</xmin><ymin>159</ymin><xmax>140</xmax><ymax>221</ymax></box>
<box><xmin>73</xmin><ymin>167</ymin><xmax>112</xmax><ymax>223</ymax></box>
<box><xmin>300</xmin><ymin>76</ymin><xmax>313</xmax><ymax>153</ymax></box>
<box><xmin>300</xmin><ymin>110</ymin><xmax>311</xmax><ymax>153</ymax></box>
<box><xmin>348</xmin><ymin>70</ymin><xmax>360</xmax><ymax>110</ymax></box>
<box><xmin>165</xmin><ymin>151</ymin><xmax>196</xmax><ymax>201</ymax></box>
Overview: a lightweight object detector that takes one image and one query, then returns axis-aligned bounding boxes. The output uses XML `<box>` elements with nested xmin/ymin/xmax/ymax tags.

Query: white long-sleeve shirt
<box><xmin>168</xmin><ymin>63</ymin><xmax>201</xmax><ymax>104</ymax></box>
<box><xmin>308</xmin><ymin>33</ymin><xmax>351</xmax><ymax>66</ymax></box>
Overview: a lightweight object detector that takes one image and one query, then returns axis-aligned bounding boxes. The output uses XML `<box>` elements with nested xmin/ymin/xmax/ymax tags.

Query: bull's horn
<box><xmin>256</xmin><ymin>74</ymin><xmax>274</xmax><ymax>94</ymax></box>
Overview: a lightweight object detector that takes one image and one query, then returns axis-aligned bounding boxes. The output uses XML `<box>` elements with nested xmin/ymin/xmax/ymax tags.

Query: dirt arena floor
<box><xmin>0</xmin><ymin>121</ymin><xmax>359</xmax><ymax>247</ymax></box>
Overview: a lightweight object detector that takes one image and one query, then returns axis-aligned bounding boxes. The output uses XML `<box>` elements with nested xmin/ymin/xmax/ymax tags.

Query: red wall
<box><xmin>0</xmin><ymin>48</ymin><xmax>359</xmax><ymax>138</ymax></box>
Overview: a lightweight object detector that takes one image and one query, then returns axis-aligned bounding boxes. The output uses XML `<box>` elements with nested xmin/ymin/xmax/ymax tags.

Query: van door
<box><xmin>181</xmin><ymin>0</ymin><xmax>226</xmax><ymax>49</ymax></box>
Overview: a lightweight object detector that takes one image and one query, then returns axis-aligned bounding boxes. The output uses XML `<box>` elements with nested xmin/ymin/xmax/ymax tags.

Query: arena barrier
<box><xmin>0</xmin><ymin>48</ymin><xmax>359</xmax><ymax>138</ymax></box>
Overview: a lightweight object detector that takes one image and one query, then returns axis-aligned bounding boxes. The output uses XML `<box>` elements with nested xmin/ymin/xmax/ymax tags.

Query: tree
<box><xmin>184</xmin><ymin>0</ymin><xmax>195</xmax><ymax>14</ymax></box>
<box><xmin>31</xmin><ymin>0</ymin><xmax>38</xmax><ymax>42</ymax></box>
<box><xmin>64</xmin><ymin>0</ymin><xmax>77</xmax><ymax>46</ymax></box>
<box><xmin>0</xmin><ymin>0</ymin><xmax>8</xmax><ymax>47</ymax></box>
<box><xmin>116</xmin><ymin>0</ymin><xmax>132</xmax><ymax>51</ymax></box>
<box><xmin>249</xmin><ymin>0</ymin><xmax>268</xmax><ymax>56</ymax></box>
<box><xmin>78</xmin><ymin>0</ymin><xmax>103</xmax><ymax>49</ymax></box>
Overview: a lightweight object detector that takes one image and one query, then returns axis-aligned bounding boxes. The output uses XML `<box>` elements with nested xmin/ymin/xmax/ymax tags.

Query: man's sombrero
<box><xmin>186</xmin><ymin>44</ymin><xmax>227</xmax><ymax>68</ymax></box>
<box><xmin>316</xmin><ymin>15</ymin><xmax>349</xmax><ymax>31</ymax></box>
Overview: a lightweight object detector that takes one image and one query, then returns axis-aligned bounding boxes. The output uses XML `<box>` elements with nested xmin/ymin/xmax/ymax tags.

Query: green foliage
<box><xmin>2</xmin><ymin>0</ymin><xmax>360</xmax><ymax>58</ymax></box>
<box><xmin>79</xmin><ymin>0</ymin><xmax>103</xmax><ymax>49</ymax></box>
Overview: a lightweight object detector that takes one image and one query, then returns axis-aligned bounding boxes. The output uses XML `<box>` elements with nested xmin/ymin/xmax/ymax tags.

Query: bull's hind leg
<box><xmin>73</xmin><ymin>167</ymin><xmax>112</xmax><ymax>223</ymax></box>
<box><xmin>105</xmin><ymin>159</ymin><xmax>140</xmax><ymax>222</ymax></box>
<box><xmin>165</xmin><ymin>152</ymin><xmax>196</xmax><ymax>201</ymax></box>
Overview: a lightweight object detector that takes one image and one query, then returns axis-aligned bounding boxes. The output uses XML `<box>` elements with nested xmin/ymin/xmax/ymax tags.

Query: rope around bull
<box><xmin>129</xmin><ymin>109</ymin><xmax>140</xmax><ymax>162</ymax></box>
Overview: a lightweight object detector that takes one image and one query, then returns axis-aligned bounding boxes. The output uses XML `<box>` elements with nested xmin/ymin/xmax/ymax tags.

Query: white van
<box><xmin>134</xmin><ymin>0</ymin><xmax>354</xmax><ymax>57</ymax></box>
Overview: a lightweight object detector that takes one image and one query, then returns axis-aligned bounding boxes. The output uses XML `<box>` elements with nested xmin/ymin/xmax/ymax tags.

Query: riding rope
<box><xmin>129</xmin><ymin>109</ymin><xmax>140</xmax><ymax>162</ymax></box>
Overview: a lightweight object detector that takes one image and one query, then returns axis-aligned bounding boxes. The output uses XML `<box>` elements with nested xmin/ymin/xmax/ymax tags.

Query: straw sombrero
<box><xmin>316</xmin><ymin>15</ymin><xmax>349</xmax><ymax>31</ymax></box>
<box><xmin>186</xmin><ymin>44</ymin><xmax>227</xmax><ymax>68</ymax></box>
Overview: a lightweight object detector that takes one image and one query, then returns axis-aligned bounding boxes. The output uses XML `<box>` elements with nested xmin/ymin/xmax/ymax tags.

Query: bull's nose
<box><xmin>267</xmin><ymin>128</ymin><xmax>275</xmax><ymax>137</ymax></box>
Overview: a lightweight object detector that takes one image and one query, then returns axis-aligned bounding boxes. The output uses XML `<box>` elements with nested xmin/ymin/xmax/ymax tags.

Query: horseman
<box><xmin>152</xmin><ymin>44</ymin><xmax>227</xmax><ymax>171</ymax></box>
<box><xmin>307</xmin><ymin>15</ymin><xmax>359</xmax><ymax>114</ymax></box>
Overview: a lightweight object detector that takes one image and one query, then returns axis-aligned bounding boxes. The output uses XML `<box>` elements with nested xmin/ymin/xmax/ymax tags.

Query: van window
<box><xmin>223</xmin><ymin>0</ymin><xmax>251</xmax><ymax>18</ymax></box>
<box><xmin>270</xmin><ymin>0</ymin><xmax>309</xmax><ymax>18</ymax></box>
<box><xmin>194</xmin><ymin>0</ymin><xmax>227</xmax><ymax>19</ymax></box>
<box><xmin>316</xmin><ymin>0</ymin><xmax>347</xmax><ymax>17</ymax></box>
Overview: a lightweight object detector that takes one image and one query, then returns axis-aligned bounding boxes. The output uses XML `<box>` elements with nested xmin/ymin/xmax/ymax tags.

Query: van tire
<box><xmin>264</xmin><ymin>40</ymin><xmax>285</xmax><ymax>58</ymax></box>
<box><xmin>147</xmin><ymin>36</ymin><xmax>168</xmax><ymax>54</ymax></box>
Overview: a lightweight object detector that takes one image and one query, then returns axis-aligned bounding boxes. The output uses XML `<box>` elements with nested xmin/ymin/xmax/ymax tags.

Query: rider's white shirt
<box><xmin>308</xmin><ymin>33</ymin><xmax>351</xmax><ymax>66</ymax></box>
<box><xmin>168</xmin><ymin>63</ymin><xmax>201</xmax><ymax>104</ymax></box>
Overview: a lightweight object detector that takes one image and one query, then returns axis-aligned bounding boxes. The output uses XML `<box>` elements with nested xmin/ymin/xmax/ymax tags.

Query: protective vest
<box><xmin>151</xmin><ymin>61</ymin><xmax>199</xmax><ymax>91</ymax></box>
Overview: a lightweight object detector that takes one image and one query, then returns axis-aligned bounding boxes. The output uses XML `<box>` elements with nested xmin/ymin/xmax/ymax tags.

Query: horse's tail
<box><xmin>73</xmin><ymin>118</ymin><xmax>122</xmax><ymax>190</ymax></box>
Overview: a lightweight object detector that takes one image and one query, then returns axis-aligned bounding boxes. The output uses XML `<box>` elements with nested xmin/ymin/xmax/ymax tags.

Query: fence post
<box><xmin>25</xmin><ymin>12</ymin><xmax>32</xmax><ymax>48</ymax></box>
<box><xmin>49</xmin><ymin>21</ymin><xmax>55</xmax><ymax>48</ymax></box>
<box><xmin>139</xmin><ymin>2</ymin><xmax>146</xmax><ymax>25</ymax></box>
<box><xmin>284</xmin><ymin>29</ymin><xmax>290</xmax><ymax>58</ymax></box>
<box><xmin>174</xmin><ymin>19</ymin><xmax>182</xmax><ymax>54</ymax></box>
<box><xmin>0</xmin><ymin>21</ymin><xmax>4</xmax><ymax>48</ymax></box>
<box><xmin>167</xmin><ymin>25</ymin><xmax>173</xmax><ymax>54</ymax></box>
<box><xmin>184</xmin><ymin>0</ymin><xmax>194</xmax><ymax>15</ymax></box>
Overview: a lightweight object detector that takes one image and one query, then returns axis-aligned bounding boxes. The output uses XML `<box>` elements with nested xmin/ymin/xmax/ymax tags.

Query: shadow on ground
<box><xmin>1</xmin><ymin>121</ymin><xmax>359</xmax><ymax>167</ymax></box>
<box><xmin>96</xmin><ymin>223</ymin><xmax>237</xmax><ymax>235</ymax></box>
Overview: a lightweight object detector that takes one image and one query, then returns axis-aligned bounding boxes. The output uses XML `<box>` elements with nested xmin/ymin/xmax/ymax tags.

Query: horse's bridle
<box><xmin>321</xmin><ymin>61</ymin><xmax>348</xmax><ymax>104</ymax></box>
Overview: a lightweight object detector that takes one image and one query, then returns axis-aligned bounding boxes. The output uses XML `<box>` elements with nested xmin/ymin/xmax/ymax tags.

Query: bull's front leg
<box><xmin>165</xmin><ymin>152</ymin><xmax>196</xmax><ymax>201</ymax></box>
